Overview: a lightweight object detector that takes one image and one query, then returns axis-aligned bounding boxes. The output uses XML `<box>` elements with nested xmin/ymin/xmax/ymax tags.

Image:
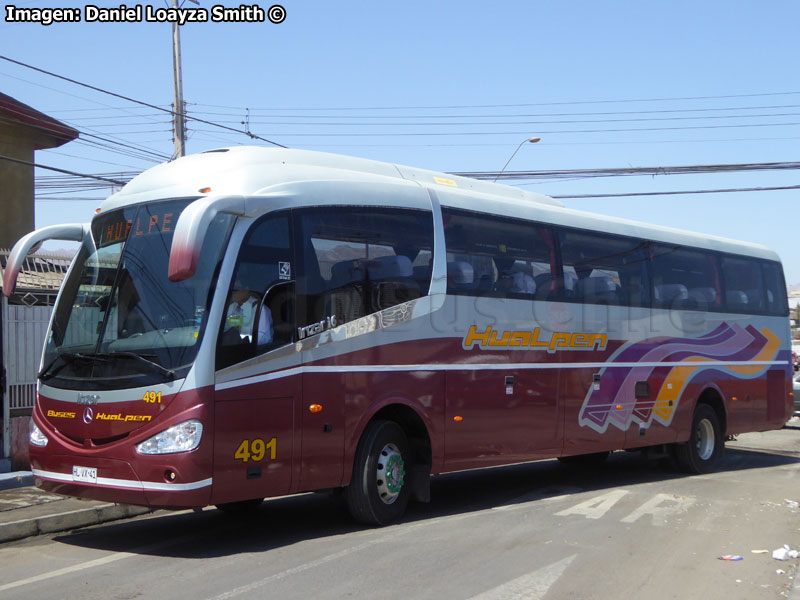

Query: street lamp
<box><xmin>493</xmin><ymin>136</ymin><xmax>541</xmax><ymax>182</ymax></box>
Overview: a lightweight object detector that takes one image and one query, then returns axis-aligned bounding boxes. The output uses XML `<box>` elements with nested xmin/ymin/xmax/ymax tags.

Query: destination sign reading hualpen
<box><xmin>4</xmin><ymin>3</ymin><xmax>286</xmax><ymax>25</ymax></box>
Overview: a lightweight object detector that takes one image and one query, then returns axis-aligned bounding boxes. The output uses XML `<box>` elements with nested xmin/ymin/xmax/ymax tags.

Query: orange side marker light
<box><xmin>309</xmin><ymin>404</ymin><xmax>323</xmax><ymax>414</ymax></box>
<box><xmin>453</xmin><ymin>416</ymin><xmax>463</xmax><ymax>422</ymax></box>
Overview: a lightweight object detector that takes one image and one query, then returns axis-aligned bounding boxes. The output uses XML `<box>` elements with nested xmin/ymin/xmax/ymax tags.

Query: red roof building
<box><xmin>0</xmin><ymin>92</ymin><xmax>79</xmax><ymax>249</ymax></box>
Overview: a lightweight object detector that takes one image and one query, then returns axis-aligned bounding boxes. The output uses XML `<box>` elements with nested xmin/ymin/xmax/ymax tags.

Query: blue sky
<box><xmin>3</xmin><ymin>1</ymin><xmax>799</xmax><ymax>281</ymax></box>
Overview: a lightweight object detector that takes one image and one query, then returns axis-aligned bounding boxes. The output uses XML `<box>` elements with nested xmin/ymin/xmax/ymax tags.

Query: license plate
<box><xmin>72</xmin><ymin>466</ymin><xmax>97</xmax><ymax>484</ymax></box>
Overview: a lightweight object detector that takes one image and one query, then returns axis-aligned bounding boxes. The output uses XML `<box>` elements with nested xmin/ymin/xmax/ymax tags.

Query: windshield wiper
<box><xmin>98</xmin><ymin>351</ymin><xmax>176</xmax><ymax>380</ymax></box>
<box><xmin>38</xmin><ymin>351</ymin><xmax>175</xmax><ymax>381</ymax></box>
<box><xmin>38</xmin><ymin>352</ymin><xmax>100</xmax><ymax>381</ymax></box>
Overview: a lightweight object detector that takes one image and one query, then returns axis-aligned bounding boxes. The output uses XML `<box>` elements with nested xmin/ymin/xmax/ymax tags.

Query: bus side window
<box><xmin>216</xmin><ymin>213</ymin><xmax>293</xmax><ymax>370</ymax></box>
<box><xmin>762</xmin><ymin>261</ymin><xmax>789</xmax><ymax>316</ymax></box>
<box><xmin>720</xmin><ymin>256</ymin><xmax>765</xmax><ymax>313</ymax></box>
<box><xmin>442</xmin><ymin>208</ymin><xmax>554</xmax><ymax>299</ymax></box>
<box><xmin>558</xmin><ymin>229</ymin><xmax>648</xmax><ymax>307</ymax></box>
<box><xmin>296</xmin><ymin>207</ymin><xmax>434</xmax><ymax>331</ymax></box>
<box><xmin>650</xmin><ymin>244</ymin><xmax>721</xmax><ymax>311</ymax></box>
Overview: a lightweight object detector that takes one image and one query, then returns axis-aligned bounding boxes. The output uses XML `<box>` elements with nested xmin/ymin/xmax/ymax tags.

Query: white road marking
<box><xmin>620</xmin><ymin>493</ymin><xmax>696</xmax><ymax>526</ymax></box>
<box><xmin>555</xmin><ymin>489</ymin><xmax>629</xmax><ymax>519</ymax></box>
<box><xmin>467</xmin><ymin>554</ymin><xmax>577</xmax><ymax>600</ymax></box>
<box><xmin>0</xmin><ymin>531</ymin><xmax>203</xmax><ymax>593</ymax></box>
<box><xmin>207</xmin><ymin>530</ymin><xmax>410</xmax><ymax>600</ymax></box>
<box><xmin>492</xmin><ymin>486</ymin><xmax>584</xmax><ymax>511</ymax></box>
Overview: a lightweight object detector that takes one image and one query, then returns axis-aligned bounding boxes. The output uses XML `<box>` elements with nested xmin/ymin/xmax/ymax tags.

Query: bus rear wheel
<box><xmin>345</xmin><ymin>420</ymin><xmax>411</xmax><ymax>526</ymax></box>
<box><xmin>674</xmin><ymin>403</ymin><xmax>724</xmax><ymax>474</ymax></box>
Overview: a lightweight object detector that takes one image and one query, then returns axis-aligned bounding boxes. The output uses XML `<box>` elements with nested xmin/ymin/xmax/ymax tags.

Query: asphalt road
<box><xmin>1</xmin><ymin>420</ymin><xmax>799</xmax><ymax>600</ymax></box>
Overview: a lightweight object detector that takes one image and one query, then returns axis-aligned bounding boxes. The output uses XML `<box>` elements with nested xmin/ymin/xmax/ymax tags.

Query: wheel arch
<box><xmin>695</xmin><ymin>385</ymin><xmax>727</xmax><ymax>437</ymax></box>
<box><xmin>345</xmin><ymin>400</ymin><xmax>433</xmax><ymax>501</ymax></box>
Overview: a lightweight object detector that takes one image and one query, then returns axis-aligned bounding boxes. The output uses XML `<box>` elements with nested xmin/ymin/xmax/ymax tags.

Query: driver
<box><xmin>224</xmin><ymin>285</ymin><xmax>272</xmax><ymax>345</ymax></box>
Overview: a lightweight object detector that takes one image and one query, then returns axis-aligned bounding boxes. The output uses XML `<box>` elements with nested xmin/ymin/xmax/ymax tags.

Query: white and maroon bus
<box><xmin>3</xmin><ymin>147</ymin><xmax>792</xmax><ymax>525</ymax></box>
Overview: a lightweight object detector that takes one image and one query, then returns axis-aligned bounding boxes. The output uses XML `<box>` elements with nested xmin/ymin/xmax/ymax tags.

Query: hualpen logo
<box><xmin>463</xmin><ymin>325</ymin><xmax>608</xmax><ymax>354</ymax></box>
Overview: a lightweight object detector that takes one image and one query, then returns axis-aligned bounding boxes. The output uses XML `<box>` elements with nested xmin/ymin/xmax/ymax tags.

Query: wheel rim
<box><xmin>376</xmin><ymin>442</ymin><xmax>405</xmax><ymax>505</ymax></box>
<box><xmin>695</xmin><ymin>418</ymin><xmax>715</xmax><ymax>460</ymax></box>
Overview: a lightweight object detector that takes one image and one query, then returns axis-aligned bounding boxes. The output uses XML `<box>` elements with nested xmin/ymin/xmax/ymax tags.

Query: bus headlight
<box><xmin>135</xmin><ymin>420</ymin><xmax>203</xmax><ymax>455</ymax></box>
<box><xmin>29</xmin><ymin>421</ymin><xmax>48</xmax><ymax>447</ymax></box>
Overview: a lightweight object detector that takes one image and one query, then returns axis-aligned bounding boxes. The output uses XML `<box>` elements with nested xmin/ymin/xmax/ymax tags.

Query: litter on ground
<box><xmin>772</xmin><ymin>545</ymin><xmax>796</xmax><ymax>561</ymax></box>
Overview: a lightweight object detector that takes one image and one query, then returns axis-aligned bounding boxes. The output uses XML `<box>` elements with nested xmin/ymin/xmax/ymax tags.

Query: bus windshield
<box><xmin>41</xmin><ymin>198</ymin><xmax>234</xmax><ymax>390</ymax></box>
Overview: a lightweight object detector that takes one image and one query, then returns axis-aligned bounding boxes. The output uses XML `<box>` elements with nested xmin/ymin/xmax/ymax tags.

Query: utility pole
<box><xmin>171</xmin><ymin>0</ymin><xmax>186</xmax><ymax>159</ymax></box>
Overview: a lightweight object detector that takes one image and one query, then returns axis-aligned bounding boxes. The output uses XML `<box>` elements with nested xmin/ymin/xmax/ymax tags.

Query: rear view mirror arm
<box><xmin>2</xmin><ymin>223</ymin><xmax>90</xmax><ymax>297</ymax></box>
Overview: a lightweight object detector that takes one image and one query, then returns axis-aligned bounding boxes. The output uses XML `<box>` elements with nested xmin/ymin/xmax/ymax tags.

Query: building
<box><xmin>0</xmin><ymin>91</ymin><xmax>79</xmax><ymax>249</ymax></box>
<box><xmin>0</xmin><ymin>92</ymin><xmax>78</xmax><ymax>470</ymax></box>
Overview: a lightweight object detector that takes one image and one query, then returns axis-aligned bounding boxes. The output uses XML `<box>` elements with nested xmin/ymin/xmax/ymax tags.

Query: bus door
<box><xmin>212</xmin><ymin>212</ymin><xmax>298</xmax><ymax>504</ymax></box>
<box><xmin>213</xmin><ymin>378</ymin><xmax>297</xmax><ymax>504</ymax></box>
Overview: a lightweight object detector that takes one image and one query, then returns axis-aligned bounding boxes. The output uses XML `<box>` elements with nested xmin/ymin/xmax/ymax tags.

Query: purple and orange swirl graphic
<box><xmin>579</xmin><ymin>323</ymin><xmax>781</xmax><ymax>433</ymax></box>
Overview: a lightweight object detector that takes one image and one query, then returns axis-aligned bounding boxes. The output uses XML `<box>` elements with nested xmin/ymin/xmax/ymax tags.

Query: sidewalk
<box><xmin>0</xmin><ymin>472</ymin><xmax>152</xmax><ymax>543</ymax></box>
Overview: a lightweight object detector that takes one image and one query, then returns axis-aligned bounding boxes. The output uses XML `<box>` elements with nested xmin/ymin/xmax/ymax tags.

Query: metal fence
<box><xmin>3</xmin><ymin>300</ymin><xmax>52</xmax><ymax>408</ymax></box>
<box><xmin>1</xmin><ymin>249</ymin><xmax>70</xmax><ymax>459</ymax></box>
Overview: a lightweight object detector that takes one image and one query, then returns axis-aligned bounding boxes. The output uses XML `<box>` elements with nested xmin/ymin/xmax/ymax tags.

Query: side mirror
<box><xmin>168</xmin><ymin>196</ymin><xmax>245</xmax><ymax>282</ymax></box>
<box><xmin>3</xmin><ymin>224</ymin><xmax>90</xmax><ymax>297</ymax></box>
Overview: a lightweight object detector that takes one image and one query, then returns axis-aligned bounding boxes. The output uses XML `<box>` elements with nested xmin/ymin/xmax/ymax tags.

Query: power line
<box><xmin>29</xmin><ymin>159</ymin><xmax>800</xmax><ymax>198</ymax></box>
<box><xmin>452</xmin><ymin>161</ymin><xmax>800</xmax><ymax>181</ymax></box>
<box><xmin>37</xmin><ymin>185</ymin><xmax>797</xmax><ymax>203</ymax></box>
<box><xmin>272</xmin><ymin>135</ymin><xmax>800</xmax><ymax>148</ymax></box>
<box><xmin>44</xmin><ymin>106</ymin><xmax>171</xmax><ymax>114</ymax></box>
<box><xmin>0</xmin><ymin>69</ymin><xmax>173</xmax><ymax>160</ymax></box>
<box><xmin>36</xmin><ymin>197</ymin><xmax>105</xmax><ymax>202</ymax></box>
<box><xmin>553</xmin><ymin>184</ymin><xmax>800</xmax><ymax>199</ymax></box>
<box><xmin>207</xmin><ymin>120</ymin><xmax>800</xmax><ymax>138</ymax></box>
<box><xmin>0</xmin><ymin>55</ymin><xmax>287</xmax><ymax>149</ymax></box>
<box><xmin>187</xmin><ymin>90</ymin><xmax>800</xmax><ymax>111</ymax></box>
<box><xmin>43</xmin><ymin>150</ymin><xmax>148</xmax><ymax>171</ymax></box>
<box><xmin>187</xmin><ymin>111</ymin><xmax>800</xmax><ymax>127</ymax></box>
<box><xmin>0</xmin><ymin>154</ymin><xmax>127</xmax><ymax>185</ymax></box>
<box><xmin>187</xmin><ymin>103</ymin><xmax>800</xmax><ymax>120</ymax></box>
<box><xmin>0</xmin><ymin>101</ymin><xmax>170</xmax><ymax>163</ymax></box>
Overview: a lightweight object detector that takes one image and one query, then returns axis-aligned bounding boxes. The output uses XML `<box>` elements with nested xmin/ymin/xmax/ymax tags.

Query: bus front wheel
<box><xmin>674</xmin><ymin>403</ymin><xmax>724</xmax><ymax>474</ymax></box>
<box><xmin>345</xmin><ymin>420</ymin><xmax>411</xmax><ymax>526</ymax></box>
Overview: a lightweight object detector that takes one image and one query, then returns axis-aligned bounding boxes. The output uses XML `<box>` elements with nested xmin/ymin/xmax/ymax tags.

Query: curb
<box><xmin>0</xmin><ymin>503</ymin><xmax>152</xmax><ymax>543</ymax></box>
<box><xmin>0</xmin><ymin>472</ymin><xmax>34</xmax><ymax>491</ymax></box>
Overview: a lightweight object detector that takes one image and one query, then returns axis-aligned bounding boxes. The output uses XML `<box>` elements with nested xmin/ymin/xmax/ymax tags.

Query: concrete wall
<box><xmin>0</xmin><ymin>120</ymin><xmax>36</xmax><ymax>249</ymax></box>
<box><xmin>10</xmin><ymin>416</ymin><xmax>30</xmax><ymax>471</ymax></box>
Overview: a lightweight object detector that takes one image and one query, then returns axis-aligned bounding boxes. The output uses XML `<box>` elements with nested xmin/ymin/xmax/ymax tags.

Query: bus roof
<box><xmin>102</xmin><ymin>146</ymin><xmax>563</xmax><ymax>211</ymax></box>
<box><xmin>102</xmin><ymin>146</ymin><xmax>779</xmax><ymax>263</ymax></box>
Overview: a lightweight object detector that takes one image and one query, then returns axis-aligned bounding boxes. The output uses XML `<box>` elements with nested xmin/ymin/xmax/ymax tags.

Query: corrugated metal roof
<box><xmin>0</xmin><ymin>248</ymin><xmax>71</xmax><ymax>292</ymax></box>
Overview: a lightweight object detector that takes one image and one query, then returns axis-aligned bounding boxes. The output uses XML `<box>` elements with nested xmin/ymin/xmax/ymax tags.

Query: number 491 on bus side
<box><xmin>234</xmin><ymin>438</ymin><xmax>277</xmax><ymax>462</ymax></box>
